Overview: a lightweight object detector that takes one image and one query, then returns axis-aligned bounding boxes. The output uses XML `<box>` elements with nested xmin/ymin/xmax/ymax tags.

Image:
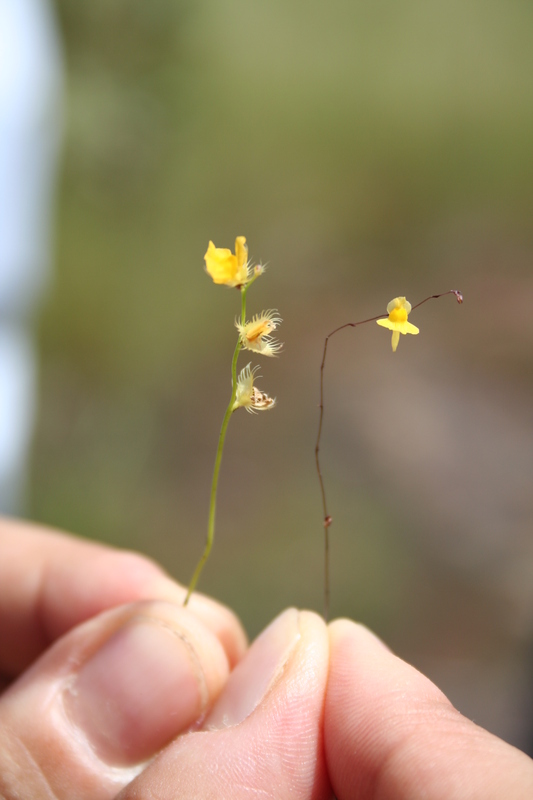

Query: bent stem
<box><xmin>316</xmin><ymin>289</ymin><xmax>462</xmax><ymax>622</ymax></box>
<box><xmin>316</xmin><ymin>314</ymin><xmax>385</xmax><ymax>621</ymax></box>
<box><xmin>184</xmin><ymin>286</ymin><xmax>250</xmax><ymax>605</ymax></box>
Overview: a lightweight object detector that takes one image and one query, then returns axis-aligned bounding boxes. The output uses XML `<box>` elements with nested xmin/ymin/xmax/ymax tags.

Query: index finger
<box><xmin>325</xmin><ymin>619</ymin><xmax>533</xmax><ymax>800</ymax></box>
<box><xmin>0</xmin><ymin>518</ymin><xmax>247</xmax><ymax>679</ymax></box>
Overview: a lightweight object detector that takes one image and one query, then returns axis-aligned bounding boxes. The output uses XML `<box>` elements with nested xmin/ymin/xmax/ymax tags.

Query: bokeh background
<box><xmin>29</xmin><ymin>0</ymin><xmax>533</xmax><ymax>751</ymax></box>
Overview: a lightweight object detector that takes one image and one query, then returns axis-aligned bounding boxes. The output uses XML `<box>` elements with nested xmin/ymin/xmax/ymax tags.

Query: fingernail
<box><xmin>206</xmin><ymin>608</ymin><xmax>300</xmax><ymax>729</ymax></box>
<box><xmin>65</xmin><ymin>615</ymin><xmax>206</xmax><ymax>765</ymax></box>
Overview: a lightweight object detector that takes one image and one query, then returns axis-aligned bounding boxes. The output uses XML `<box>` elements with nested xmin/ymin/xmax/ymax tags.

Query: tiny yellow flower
<box><xmin>376</xmin><ymin>296</ymin><xmax>419</xmax><ymax>352</ymax></box>
<box><xmin>233</xmin><ymin>363</ymin><xmax>276</xmax><ymax>413</ymax></box>
<box><xmin>204</xmin><ymin>236</ymin><xmax>250</xmax><ymax>287</ymax></box>
<box><xmin>235</xmin><ymin>309</ymin><xmax>283</xmax><ymax>357</ymax></box>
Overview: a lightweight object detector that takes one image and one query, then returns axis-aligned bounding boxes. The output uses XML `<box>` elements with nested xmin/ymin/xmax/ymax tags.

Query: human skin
<box><xmin>0</xmin><ymin>518</ymin><xmax>247</xmax><ymax>797</ymax></box>
<box><xmin>1</xmin><ymin>518</ymin><xmax>533</xmax><ymax>799</ymax></box>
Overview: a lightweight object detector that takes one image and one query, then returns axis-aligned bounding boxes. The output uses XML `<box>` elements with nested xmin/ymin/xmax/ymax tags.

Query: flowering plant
<box><xmin>184</xmin><ymin>238</ymin><xmax>281</xmax><ymax>604</ymax></box>
<box><xmin>186</xmin><ymin>239</ymin><xmax>462</xmax><ymax>620</ymax></box>
<box><xmin>316</xmin><ymin>290</ymin><xmax>463</xmax><ymax>619</ymax></box>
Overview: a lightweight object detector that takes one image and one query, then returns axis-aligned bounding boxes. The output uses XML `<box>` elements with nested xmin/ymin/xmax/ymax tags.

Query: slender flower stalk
<box><xmin>184</xmin><ymin>240</ymin><xmax>279</xmax><ymax>605</ymax></box>
<box><xmin>316</xmin><ymin>289</ymin><xmax>463</xmax><ymax>621</ymax></box>
<box><xmin>183</xmin><ymin>289</ymin><xmax>246</xmax><ymax>604</ymax></box>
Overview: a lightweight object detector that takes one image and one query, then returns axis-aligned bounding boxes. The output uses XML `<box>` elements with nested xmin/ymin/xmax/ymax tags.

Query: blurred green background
<box><xmin>32</xmin><ymin>0</ymin><xmax>533</xmax><ymax>749</ymax></box>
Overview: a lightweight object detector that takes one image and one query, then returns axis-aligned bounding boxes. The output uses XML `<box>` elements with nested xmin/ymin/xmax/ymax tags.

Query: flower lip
<box><xmin>376</xmin><ymin>296</ymin><xmax>419</xmax><ymax>351</ymax></box>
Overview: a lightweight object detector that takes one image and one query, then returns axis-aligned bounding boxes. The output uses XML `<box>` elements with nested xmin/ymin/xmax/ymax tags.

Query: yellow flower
<box><xmin>235</xmin><ymin>310</ymin><xmax>283</xmax><ymax>357</ymax></box>
<box><xmin>204</xmin><ymin>236</ymin><xmax>250</xmax><ymax>287</ymax></box>
<box><xmin>233</xmin><ymin>363</ymin><xmax>276</xmax><ymax>413</ymax></box>
<box><xmin>376</xmin><ymin>296</ymin><xmax>419</xmax><ymax>352</ymax></box>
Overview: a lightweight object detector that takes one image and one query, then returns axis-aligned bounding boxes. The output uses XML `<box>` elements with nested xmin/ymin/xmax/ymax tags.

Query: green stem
<box><xmin>184</xmin><ymin>285</ymin><xmax>249</xmax><ymax>604</ymax></box>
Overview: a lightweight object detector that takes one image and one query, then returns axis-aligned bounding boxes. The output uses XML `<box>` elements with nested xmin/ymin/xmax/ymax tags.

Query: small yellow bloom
<box><xmin>235</xmin><ymin>310</ymin><xmax>283</xmax><ymax>357</ymax></box>
<box><xmin>233</xmin><ymin>363</ymin><xmax>276</xmax><ymax>413</ymax></box>
<box><xmin>376</xmin><ymin>296</ymin><xmax>419</xmax><ymax>352</ymax></box>
<box><xmin>204</xmin><ymin>236</ymin><xmax>250</xmax><ymax>287</ymax></box>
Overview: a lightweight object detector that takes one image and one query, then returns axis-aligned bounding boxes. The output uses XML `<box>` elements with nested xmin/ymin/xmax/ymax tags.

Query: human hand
<box><xmin>0</xmin><ymin>518</ymin><xmax>247</xmax><ymax>799</ymax></box>
<box><xmin>3</xmin><ymin>518</ymin><xmax>533</xmax><ymax>799</ymax></box>
<box><xmin>325</xmin><ymin>620</ymin><xmax>533</xmax><ymax>799</ymax></box>
<box><xmin>120</xmin><ymin>617</ymin><xmax>533</xmax><ymax>799</ymax></box>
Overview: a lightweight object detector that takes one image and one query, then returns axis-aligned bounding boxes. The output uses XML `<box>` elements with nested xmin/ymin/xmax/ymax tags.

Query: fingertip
<box><xmin>0</xmin><ymin>600</ymin><xmax>235</xmax><ymax>798</ymax></box>
<box><xmin>185</xmin><ymin>593</ymin><xmax>248</xmax><ymax>669</ymax></box>
<box><xmin>119</xmin><ymin>609</ymin><xmax>331</xmax><ymax>799</ymax></box>
<box><xmin>203</xmin><ymin>607</ymin><xmax>301</xmax><ymax>730</ymax></box>
<box><xmin>202</xmin><ymin>607</ymin><xmax>325</xmax><ymax>731</ymax></box>
<box><xmin>325</xmin><ymin>619</ymin><xmax>533</xmax><ymax>800</ymax></box>
<box><xmin>64</xmin><ymin>601</ymin><xmax>231</xmax><ymax>766</ymax></box>
<box><xmin>41</xmin><ymin>540</ymin><xmax>248</xmax><ymax>673</ymax></box>
<box><xmin>328</xmin><ymin>618</ymin><xmax>391</xmax><ymax>654</ymax></box>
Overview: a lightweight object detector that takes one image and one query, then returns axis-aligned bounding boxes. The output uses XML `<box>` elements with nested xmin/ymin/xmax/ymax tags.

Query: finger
<box><xmin>0</xmin><ymin>600</ymin><xmax>231</xmax><ymax>800</ymax></box>
<box><xmin>0</xmin><ymin>517</ymin><xmax>247</xmax><ymax>677</ymax></box>
<box><xmin>325</xmin><ymin>619</ymin><xmax>533</xmax><ymax>800</ymax></box>
<box><xmin>117</xmin><ymin>609</ymin><xmax>332</xmax><ymax>800</ymax></box>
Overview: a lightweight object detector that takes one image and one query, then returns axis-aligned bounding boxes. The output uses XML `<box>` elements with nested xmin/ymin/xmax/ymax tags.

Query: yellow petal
<box><xmin>235</xmin><ymin>236</ymin><xmax>248</xmax><ymax>268</ymax></box>
<box><xmin>204</xmin><ymin>241</ymin><xmax>238</xmax><ymax>285</ymax></box>
<box><xmin>376</xmin><ymin>318</ymin><xmax>419</xmax><ymax>334</ymax></box>
<box><xmin>204</xmin><ymin>239</ymin><xmax>251</xmax><ymax>286</ymax></box>
<box><xmin>377</xmin><ymin>318</ymin><xmax>395</xmax><ymax>331</ymax></box>
<box><xmin>386</xmin><ymin>296</ymin><xmax>411</xmax><ymax>314</ymax></box>
<box><xmin>400</xmin><ymin>320</ymin><xmax>419</xmax><ymax>335</ymax></box>
<box><xmin>391</xmin><ymin>331</ymin><xmax>400</xmax><ymax>352</ymax></box>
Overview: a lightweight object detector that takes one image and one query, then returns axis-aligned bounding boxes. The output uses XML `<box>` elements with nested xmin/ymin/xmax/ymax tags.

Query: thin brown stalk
<box><xmin>316</xmin><ymin>290</ymin><xmax>463</xmax><ymax>621</ymax></box>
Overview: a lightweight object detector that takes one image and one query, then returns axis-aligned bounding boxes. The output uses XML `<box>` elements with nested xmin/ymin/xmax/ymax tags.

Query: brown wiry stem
<box><xmin>316</xmin><ymin>289</ymin><xmax>463</xmax><ymax>622</ymax></box>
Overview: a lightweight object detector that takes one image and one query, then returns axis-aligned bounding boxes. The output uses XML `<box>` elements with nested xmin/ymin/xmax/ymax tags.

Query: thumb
<box><xmin>0</xmin><ymin>601</ymin><xmax>231</xmax><ymax>800</ymax></box>
<box><xmin>118</xmin><ymin>609</ymin><xmax>332</xmax><ymax>800</ymax></box>
<box><xmin>325</xmin><ymin>619</ymin><xmax>533</xmax><ymax>800</ymax></box>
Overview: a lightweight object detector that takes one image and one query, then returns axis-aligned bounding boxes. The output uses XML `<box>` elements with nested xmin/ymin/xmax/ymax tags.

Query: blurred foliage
<box><xmin>31</xmin><ymin>0</ymin><xmax>533</xmax><ymax>747</ymax></box>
